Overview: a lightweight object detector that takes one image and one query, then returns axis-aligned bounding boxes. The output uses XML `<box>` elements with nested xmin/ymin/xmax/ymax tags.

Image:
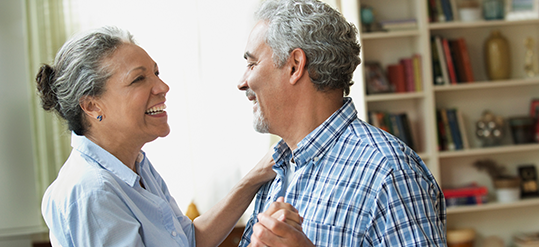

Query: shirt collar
<box><xmin>273</xmin><ymin>97</ymin><xmax>358</xmax><ymax>168</ymax></box>
<box><xmin>71</xmin><ymin>132</ymin><xmax>143</xmax><ymax>187</ymax></box>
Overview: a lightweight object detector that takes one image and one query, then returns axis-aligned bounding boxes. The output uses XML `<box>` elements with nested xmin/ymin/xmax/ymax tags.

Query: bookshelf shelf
<box><xmin>433</xmin><ymin>78</ymin><xmax>539</xmax><ymax>92</ymax></box>
<box><xmin>429</xmin><ymin>19</ymin><xmax>539</xmax><ymax>30</ymax></box>
<box><xmin>438</xmin><ymin>143</ymin><xmax>539</xmax><ymax>159</ymax></box>
<box><xmin>365</xmin><ymin>91</ymin><xmax>424</xmax><ymax>102</ymax></box>
<box><xmin>361</xmin><ymin>29</ymin><xmax>421</xmax><ymax>40</ymax></box>
<box><xmin>446</xmin><ymin>197</ymin><xmax>539</xmax><ymax>214</ymax></box>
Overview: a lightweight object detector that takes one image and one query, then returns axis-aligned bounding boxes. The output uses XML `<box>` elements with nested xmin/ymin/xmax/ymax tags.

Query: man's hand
<box><xmin>250</xmin><ymin>197</ymin><xmax>315</xmax><ymax>247</ymax></box>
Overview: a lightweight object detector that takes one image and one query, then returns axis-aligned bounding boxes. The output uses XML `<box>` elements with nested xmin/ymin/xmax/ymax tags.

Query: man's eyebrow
<box><xmin>244</xmin><ymin>51</ymin><xmax>254</xmax><ymax>60</ymax></box>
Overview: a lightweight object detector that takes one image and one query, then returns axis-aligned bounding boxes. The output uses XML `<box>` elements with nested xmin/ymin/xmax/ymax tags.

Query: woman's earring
<box><xmin>97</xmin><ymin>115</ymin><xmax>103</xmax><ymax>122</ymax></box>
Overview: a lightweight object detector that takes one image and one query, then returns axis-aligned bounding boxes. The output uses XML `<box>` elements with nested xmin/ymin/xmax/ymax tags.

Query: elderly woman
<box><xmin>37</xmin><ymin>26</ymin><xmax>276</xmax><ymax>247</ymax></box>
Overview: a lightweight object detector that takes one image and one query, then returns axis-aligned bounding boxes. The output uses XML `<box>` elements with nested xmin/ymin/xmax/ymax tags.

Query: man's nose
<box><xmin>237</xmin><ymin>75</ymin><xmax>248</xmax><ymax>91</ymax></box>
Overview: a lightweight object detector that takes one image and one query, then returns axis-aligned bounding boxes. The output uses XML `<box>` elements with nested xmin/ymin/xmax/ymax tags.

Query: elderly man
<box><xmin>237</xmin><ymin>0</ymin><xmax>447</xmax><ymax>246</ymax></box>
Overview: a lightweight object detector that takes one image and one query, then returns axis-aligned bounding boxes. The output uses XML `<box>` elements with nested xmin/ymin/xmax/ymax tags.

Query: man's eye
<box><xmin>247</xmin><ymin>62</ymin><xmax>257</xmax><ymax>69</ymax></box>
<box><xmin>155</xmin><ymin>71</ymin><xmax>160</xmax><ymax>77</ymax></box>
<box><xmin>131</xmin><ymin>76</ymin><xmax>145</xmax><ymax>84</ymax></box>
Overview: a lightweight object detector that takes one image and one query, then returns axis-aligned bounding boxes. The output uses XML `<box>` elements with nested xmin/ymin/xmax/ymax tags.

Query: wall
<box><xmin>0</xmin><ymin>0</ymin><xmax>45</xmax><ymax>246</ymax></box>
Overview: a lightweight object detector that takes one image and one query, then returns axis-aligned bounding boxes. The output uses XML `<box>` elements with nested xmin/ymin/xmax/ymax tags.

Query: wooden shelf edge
<box><xmin>438</xmin><ymin>143</ymin><xmax>539</xmax><ymax>158</ymax></box>
<box><xmin>429</xmin><ymin>18</ymin><xmax>539</xmax><ymax>30</ymax></box>
<box><xmin>433</xmin><ymin>78</ymin><xmax>539</xmax><ymax>92</ymax></box>
<box><xmin>361</xmin><ymin>30</ymin><xmax>420</xmax><ymax>40</ymax></box>
<box><xmin>366</xmin><ymin>91</ymin><xmax>424</xmax><ymax>102</ymax></box>
<box><xmin>446</xmin><ymin>197</ymin><xmax>539</xmax><ymax>214</ymax></box>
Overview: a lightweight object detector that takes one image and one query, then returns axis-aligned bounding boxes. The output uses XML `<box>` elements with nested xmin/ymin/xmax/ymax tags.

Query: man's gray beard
<box><xmin>253</xmin><ymin>108</ymin><xmax>269</xmax><ymax>133</ymax></box>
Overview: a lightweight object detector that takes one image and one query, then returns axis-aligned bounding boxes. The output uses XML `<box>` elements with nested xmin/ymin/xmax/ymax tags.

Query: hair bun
<box><xmin>36</xmin><ymin>64</ymin><xmax>59</xmax><ymax>112</ymax></box>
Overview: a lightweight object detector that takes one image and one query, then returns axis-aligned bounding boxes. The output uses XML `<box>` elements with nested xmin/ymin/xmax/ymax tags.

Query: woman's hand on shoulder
<box><xmin>249</xmin><ymin>149</ymin><xmax>276</xmax><ymax>186</ymax></box>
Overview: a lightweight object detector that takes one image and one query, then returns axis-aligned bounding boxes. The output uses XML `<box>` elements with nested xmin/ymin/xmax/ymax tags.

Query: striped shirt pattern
<box><xmin>239</xmin><ymin>97</ymin><xmax>446</xmax><ymax>246</ymax></box>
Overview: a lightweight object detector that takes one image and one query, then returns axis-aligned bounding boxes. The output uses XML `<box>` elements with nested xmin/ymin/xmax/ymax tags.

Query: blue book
<box><xmin>440</xmin><ymin>0</ymin><xmax>454</xmax><ymax>21</ymax></box>
<box><xmin>446</xmin><ymin>108</ymin><xmax>462</xmax><ymax>150</ymax></box>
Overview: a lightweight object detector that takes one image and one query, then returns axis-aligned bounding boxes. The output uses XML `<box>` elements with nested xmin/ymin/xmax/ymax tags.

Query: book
<box><xmin>443</xmin><ymin>185</ymin><xmax>488</xmax><ymax>199</ymax></box>
<box><xmin>453</xmin><ymin>38</ymin><xmax>475</xmax><ymax>82</ymax></box>
<box><xmin>442</xmin><ymin>38</ymin><xmax>458</xmax><ymax>84</ymax></box>
<box><xmin>412</xmin><ymin>54</ymin><xmax>423</xmax><ymax>92</ymax></box>
<box><xmin>443</xmin><ymin>184</ymin><xmax>488</xmax><ymax>206</ymax></box>
<box><xmin>530</xmin><ymin>98</ymin><xmax>539</xmax><ymax>142</ymax></box>
<box><xmin>369</xmin><ymin>111</ymin><xmax>380</xmax><ymax>128</ymax></box>
<box><xmin>440</xmin><ymin>108</ymin><xmax>456</xmax><ymax>150</ymax></box>
<box><xmin>434</xmin><ymin>0</ymin><xmax>446</xmax><ymax>22</ymax></box>
<box><xmin>440</xmin><ymin>0</ymin><xmax>454</xmax><ymax>21</ymax></box>
<box><xmin>434</xmin><ymin>36</ymin><xmax>450</xmax><ymax>85</ymax></box>
<box><xmin>387</xmin><ymin>63</ymin><xmax>406</xmax><ymax>93</ymax></box>
<box><xmin>436</xmin><ymin>110</ymin><xmax>448</xmax><ymax>151</ymax></box>
<box><xmin>399</xmin><ymin>113</ymin><xmax>415</xmax><ymax>150</ymax></box>
<box><xmin>448</xmin><ymin>39</ymin><xmax>465</xmax><ymax>83</ymax></box>
<box><xmin>377</xmin><ymin>112</ymin><xmax>390</xmax><ymax>133</ymax></box>
<box><xmin>389</xmin><ymin>113</ymin><xmax>404</xmax><ymax>142</ymax></box>
<box><xmin>431</xmin><ymin>37</ymin><xmax>445</xmax><ymax>85</ymax></box>
<box><xmin>400</xmin><ymin>58</ymin><xmax>416</xmax><ymax>92</ymax></box>
<box><xmin>456</xmin><ymin>109</ymin><xmax>470</xmax><ymax>149</ymax></box>
<box><xmin>428</xmin><ymin>0</ymin><xmax>439</xmax><ymax>22</ymax></box>
<box><xmin>446</xmin><ymin>108</ymin><xmax>463</xmax><ymax>150</ymax></box>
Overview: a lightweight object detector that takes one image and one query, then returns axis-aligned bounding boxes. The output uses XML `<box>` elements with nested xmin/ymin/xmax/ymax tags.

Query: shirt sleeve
<box><xmin>365</xmin><ymin>169</ymin><xmax>447</xmax><ymax>246</ymax></box>
<box><xmin>63</xmin><ymin>189</ymin><xmax>145</xmax><ymax>247</ymax></box>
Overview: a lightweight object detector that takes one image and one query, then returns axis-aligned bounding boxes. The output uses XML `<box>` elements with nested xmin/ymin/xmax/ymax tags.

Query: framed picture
<box><xmin>505</xmin><ymin>0</ymin><xmax>539</xmax><ymax>20</ymax></box>
<box><xmin>364</xmin><ymin>62</ymin><xmax>392</xmax><ymax>94</ymax></box>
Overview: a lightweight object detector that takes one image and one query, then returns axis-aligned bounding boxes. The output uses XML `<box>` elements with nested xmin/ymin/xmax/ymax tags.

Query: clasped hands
<box><xmin>249</xmin><ymin>197</ymin><xmax>315</xmax><ymax>247</ymax></box>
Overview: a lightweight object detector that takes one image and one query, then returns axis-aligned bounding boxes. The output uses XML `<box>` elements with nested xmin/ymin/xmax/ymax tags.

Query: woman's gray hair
<box><xmin>36</xmin><ymin>26</ymin><xmax>135</xmax><ymax>135</ymax></box>
<box><xmin>256</xmin><ymin>0</ymin><xmax>361</xmax><ymax>95</ymax></box>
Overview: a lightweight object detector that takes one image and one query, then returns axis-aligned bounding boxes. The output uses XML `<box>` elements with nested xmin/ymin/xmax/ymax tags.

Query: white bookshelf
<box><xmin>341</xmin><ymin>0</ymin><xmax>539</xmax><ymax>245</ymax></box>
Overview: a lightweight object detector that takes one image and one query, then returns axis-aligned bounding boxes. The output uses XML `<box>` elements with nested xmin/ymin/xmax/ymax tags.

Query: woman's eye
<box><xmin>155</xmin><ymin>71</ymin><xmax>160</xmax><ymax>77</ymax></box>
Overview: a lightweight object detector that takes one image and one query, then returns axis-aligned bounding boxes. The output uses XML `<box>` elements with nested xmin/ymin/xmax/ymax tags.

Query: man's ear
<box><xmin>79</xmin><ymin>96</ymin><xmax>103</xmax><ymax>121</ymax></box>
<box><xmin>288</xmin><ymin>48</ymin><xmax>307</xmax><ymax>85</ymax></box>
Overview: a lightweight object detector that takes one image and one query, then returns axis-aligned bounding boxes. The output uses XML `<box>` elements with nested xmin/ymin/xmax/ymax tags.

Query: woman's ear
<box><xmin>288</xmin><ymin>48</ymin><xmax>307</xmax><ymax>85</ymax></box>
<box><xmin>79</xmin><ymin>96</ymin><xmax>103</xmax><ymax>121</ymax></box>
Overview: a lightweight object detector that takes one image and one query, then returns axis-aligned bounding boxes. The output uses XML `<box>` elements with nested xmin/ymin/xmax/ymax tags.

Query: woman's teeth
<box><xmin>145</xmin><ymin>104</ymin><xmax>166</xmax><ymax>115</ymax></box>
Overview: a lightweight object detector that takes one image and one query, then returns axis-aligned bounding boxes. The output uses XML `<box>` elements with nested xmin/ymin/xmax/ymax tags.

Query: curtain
<box><xmin>25</xmin><ymin>0</ymin><xmax>72</xmax><ymax>204</ymax></box>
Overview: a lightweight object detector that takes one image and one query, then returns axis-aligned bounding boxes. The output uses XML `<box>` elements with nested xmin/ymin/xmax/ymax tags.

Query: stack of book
<box><xmin>436</xmin><ymin>108</ymin><xmax>469</xmax><ymax>151</ymax></box>
<box><xmin>385</xmin><ymin>54</ymin><xmax>423</xmax><ymax>93</ymax></box>
<box><xmin>431</xmin><ymin>36</ymin><xmax>475</xmax><ymax>86</ymax></box>
<box><xmin>368</xmin><ymin>111</ymin><xmax>415</xmax><ymax>150</ymax></box>
<box><xmin>443</xmin><ymin>184</ymin><xmax>488</xmax><ymax>207</ymax></box>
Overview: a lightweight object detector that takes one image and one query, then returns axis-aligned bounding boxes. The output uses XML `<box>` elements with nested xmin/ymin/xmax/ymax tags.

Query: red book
<box><xmin>443</xmin><ymin>185</ymin><xmax>488</xmax><ymax>205</ymax></box>
<box><xmin>455</xmin><ymin>38</ymin><xmax>475</xmax><ymax>82</ymax></box>
<box><xmin>442</xmin><ymin>38</ymin><xmax>457</xmax><ymax>84</ymax></box>
<box><xmin>387</xmin><ymin>64</ymin><xmax>406</xmax><ymax>93</ymax></box>
<box><xmin>443</xmin><ymin>186</ymin><xmax>488</xmax><ymax>198</ymax></box>
<box><xmin>400</xmin><ymin>58</ymin><xmax>415</xmax><ymax>92</ymax></box>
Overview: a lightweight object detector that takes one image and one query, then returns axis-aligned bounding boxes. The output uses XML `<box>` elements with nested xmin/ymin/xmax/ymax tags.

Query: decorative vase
<box><xmin>484</xmin><ymin>30</ymin><xmax>511</xmax><ymax>80</ymax></box>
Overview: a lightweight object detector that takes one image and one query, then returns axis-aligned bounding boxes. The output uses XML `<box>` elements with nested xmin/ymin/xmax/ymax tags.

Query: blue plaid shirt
<box><xmin>240</xmin><ymin>98</ymin><xmax>446</xmax><ymax>246</ymax></box>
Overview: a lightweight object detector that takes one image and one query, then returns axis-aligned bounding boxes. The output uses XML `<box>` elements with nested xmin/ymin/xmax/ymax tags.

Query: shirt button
<box><xmin>172</xmin><ymin>231</ymin><xmax>177</xmax><ymax>237</ymax></box>
<box><xmin>314</xmin><ymin>157</ymin><xmax>319</xmax><ymax>162</ymax></box>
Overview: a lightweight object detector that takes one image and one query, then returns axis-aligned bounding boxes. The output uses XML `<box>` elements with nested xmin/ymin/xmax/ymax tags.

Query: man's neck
<box><xmin>279</xmin><ymin>93</ymin><xmax>344</xmax><ymax>151</ymax></box>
